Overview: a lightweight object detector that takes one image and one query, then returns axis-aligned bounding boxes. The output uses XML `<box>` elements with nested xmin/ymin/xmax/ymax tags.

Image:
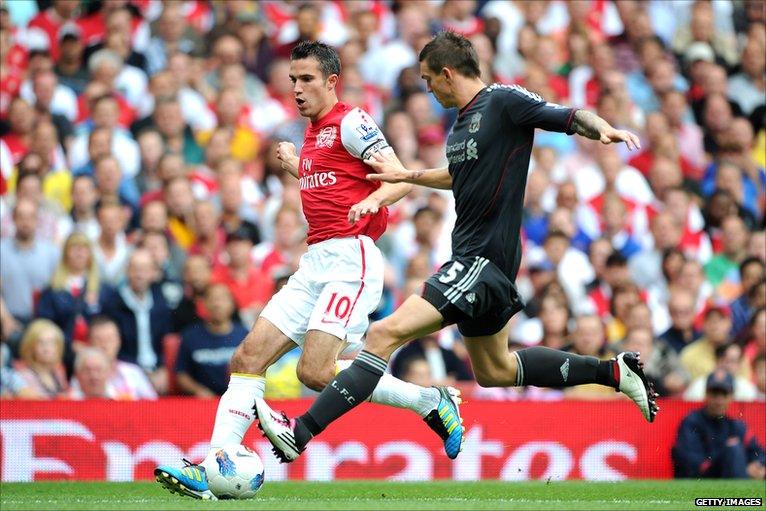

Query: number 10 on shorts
<box><xmin>323</xmin><ymin>292</ymin><xmax>352</xmax><ymax>322</ymax></box>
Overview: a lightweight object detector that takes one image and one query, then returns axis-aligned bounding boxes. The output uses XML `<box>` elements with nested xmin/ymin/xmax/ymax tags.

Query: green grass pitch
<box><xmin>1</xmin><ymin>481</ymin><xmax>764</xmax><ymax>510</ymax></box>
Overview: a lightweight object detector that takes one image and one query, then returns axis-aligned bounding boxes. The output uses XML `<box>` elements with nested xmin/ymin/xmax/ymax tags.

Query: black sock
<box><xmin>514</xmin><ymin>346</ymin><xmax>617</xmax><ymax>388</ymax></box>
<box><xmin>294</xmin><ymin>350</ymin><xmax>387</xmax><ymax>449</ymax></box>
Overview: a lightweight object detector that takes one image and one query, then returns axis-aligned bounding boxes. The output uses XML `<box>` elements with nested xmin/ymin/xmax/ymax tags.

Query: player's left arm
<box><xmin>503</xmin><ymin>86</ymin><xmax>641</xmax><ymax>151</ymax></box>
<box><xmin>570</xmin><ymin>109</ymin><xmax>641</xmax><ymax>151</ymax></box>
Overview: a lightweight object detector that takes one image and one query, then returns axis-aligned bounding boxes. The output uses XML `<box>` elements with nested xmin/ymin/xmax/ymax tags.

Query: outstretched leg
<box><xmin>255</xmin><ymin>295</ymin><xmax>446</xmax><ymax>461</ymax></box>
<box><xmin>296</xmin><ymin>329</ymin><xmax>461</xmax><ymax>457</ymax></box>
<box><xmin>155</xmin><ymin>317</ymin><xmax>294</xmax><ymax>499</ymax></box>
<box><xmin>463</xmin><ymin>325</ymin><xmax>658</xmax><ymax>422</ymax></box>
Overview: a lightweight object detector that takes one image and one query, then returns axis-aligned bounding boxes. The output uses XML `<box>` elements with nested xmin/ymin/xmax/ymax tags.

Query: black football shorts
<box><xmin>421</xmin><ymin>256</ymin><xmax>524</xmax><ymax>337</ymax></box>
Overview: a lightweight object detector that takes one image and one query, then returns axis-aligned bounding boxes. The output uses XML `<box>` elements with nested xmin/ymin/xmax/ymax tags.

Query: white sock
<box><xmin>370</xmin><ymin>373</ymin><xmax>441</xmax><ymax>417</ymax></box>
<box><xmin>209</xmin><ymin>373</ymin><xmax>266</xmax><ymax>449</ymax></box>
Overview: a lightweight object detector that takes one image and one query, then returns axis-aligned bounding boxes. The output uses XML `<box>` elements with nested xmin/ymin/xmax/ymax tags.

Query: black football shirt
<box><xmin>445</xmin><ymin>84</ymin><xmax>577</xmax><ymax>280</ymax></box>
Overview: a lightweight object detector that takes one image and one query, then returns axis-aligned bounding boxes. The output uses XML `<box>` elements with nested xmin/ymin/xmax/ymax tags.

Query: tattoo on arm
<box><xmin>571</xmin><ymin>109</ymin><xmax>611</xmax><ymax>141</ymax></box>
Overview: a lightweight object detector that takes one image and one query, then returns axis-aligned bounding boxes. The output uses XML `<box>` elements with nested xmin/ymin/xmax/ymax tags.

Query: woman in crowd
<box><xmin>13</xmin><ymin>319</ymin><xmax>69</xmax><ymax>399</ymax></box>
<box><xmin>36</xmin><ymin>232</ymin><xmax>110</xmax><ymax>372</ymax></box>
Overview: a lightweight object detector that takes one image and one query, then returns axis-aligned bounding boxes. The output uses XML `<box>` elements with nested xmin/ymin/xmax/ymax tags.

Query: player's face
<box><xmin>420</xmin><ymin>60</ymin><xmax>454</xmax><ymax>108</ymax></box>
<box><xmin>289</xmin><ymin>57</ymin><xmax>337</xmax><ymax>120</ymax></box>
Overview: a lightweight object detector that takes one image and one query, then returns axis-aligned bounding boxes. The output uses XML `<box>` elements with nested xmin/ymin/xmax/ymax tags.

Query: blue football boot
<box><xmin>423</xmin><ymin>386</ymin><xmax>464</xmax><ymax>459</ymax></box>
<box><xmin>154</xmin><ymin>459</ymin><xmax>218</xmax><ymax>500</ymax></box>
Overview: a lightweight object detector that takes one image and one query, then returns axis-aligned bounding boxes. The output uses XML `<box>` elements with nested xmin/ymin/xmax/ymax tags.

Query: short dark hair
<box><xmin>88</xmin><ymin>314</ymin><xmax>119</xmax><ymax>336</ymax></box>
<box><xmin>291</xmin><ymin>40</ymin><xmax>341</xmax><ymax>79</ymax></box>
<box><xmin>714</xmin><ymin>343</ymin><xmax>737</xmax><ymax>360</ymax></box>
<box><xmin>418</xmin><ymin>31</ymin><xmax>480</xmax><ymax>78</ymax></box>
<box><xmin>606</xmin><ymin>252</ymin><xmax>628</xmax><ymax>268</ymax></box>
<box><xmin>739</xmin><ymin>256</ymin><xmax>764</xmax><ymax>278</ymax></box>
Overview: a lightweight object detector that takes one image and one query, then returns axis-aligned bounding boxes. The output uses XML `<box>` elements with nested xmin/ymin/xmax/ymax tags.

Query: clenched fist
<box><xmin>277</xmin><ymin>141</ymin><xmax>299</xmax><ymax>177</ymax></box>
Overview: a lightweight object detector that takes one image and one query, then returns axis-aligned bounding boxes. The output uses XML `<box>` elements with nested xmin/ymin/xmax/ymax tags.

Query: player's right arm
<box><xmin>276</xmin><ymin>141</ymin><xmax>299</xmax><ymax>178</ymax></box>
<box><xmin>365</xmin><ymin>151</ymin><xmax>453</xmax><ymax>189</ymax></box>
<box><xmin>348</xmin><ymin>181</ymin><xmax>413</xmax><ymax>224</ymax></box>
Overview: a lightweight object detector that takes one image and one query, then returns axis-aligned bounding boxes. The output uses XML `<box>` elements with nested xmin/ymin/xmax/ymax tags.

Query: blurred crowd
<box><xmin>0</xmin><ymin>0</ymin><xmax>764</xmax><ymax>403</ymax></box>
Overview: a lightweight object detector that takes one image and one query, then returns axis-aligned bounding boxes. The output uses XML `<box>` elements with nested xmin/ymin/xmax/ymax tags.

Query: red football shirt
<box><xmin>299</xmin><ymin>102</ymin><xmax>391</xmax><ymax>245</ymax></box>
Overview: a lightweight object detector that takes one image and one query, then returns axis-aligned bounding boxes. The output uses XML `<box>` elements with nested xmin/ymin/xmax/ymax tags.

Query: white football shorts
<box><xmin>260</xmin><ymin>235</ymin><xmax>384</xmax><ymax>354</ymax></box>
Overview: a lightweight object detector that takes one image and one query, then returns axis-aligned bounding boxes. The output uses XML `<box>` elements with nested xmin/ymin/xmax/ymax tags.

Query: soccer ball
<box><xmin>202</xmin><ymin>444</ymin><xmax>265</xmax><ymax>499</ymax></box>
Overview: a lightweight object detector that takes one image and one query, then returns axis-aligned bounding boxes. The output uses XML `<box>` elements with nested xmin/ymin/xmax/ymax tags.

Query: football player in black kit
<box><xmin>256</xmin><ymin>31</ymin><xmax>659</xmax><ymax>462</ymax></box>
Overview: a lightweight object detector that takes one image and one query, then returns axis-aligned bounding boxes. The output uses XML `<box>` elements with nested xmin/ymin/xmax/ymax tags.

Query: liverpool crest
<box><xmin>316</xmin><ymin>126</ymin><xmax>337</xmax><ymax>148</ymax></box>
<box><xmin>468</xmin><ymin>112</ymin><xmax>482</xmax><ymax>133</ymax></box>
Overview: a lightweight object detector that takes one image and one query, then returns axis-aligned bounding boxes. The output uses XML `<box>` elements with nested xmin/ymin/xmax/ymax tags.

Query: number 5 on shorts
<box><xmin>438</xmin><ymin>261</ymin><xmax>465</xmax><ymax>284</ymax></box>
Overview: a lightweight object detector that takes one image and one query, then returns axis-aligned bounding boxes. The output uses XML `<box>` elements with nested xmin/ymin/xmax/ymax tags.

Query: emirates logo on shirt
<box><xmin>316</xmin><ymin>126</ymin><xmax>337</xmax><ymax>148</ymax></box>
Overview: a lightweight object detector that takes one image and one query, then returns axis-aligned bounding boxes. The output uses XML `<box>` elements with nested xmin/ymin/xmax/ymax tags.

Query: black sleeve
<box><xmin>499</xmin><ymin>86</ymin><xmax>577</xmax><ymax>134</ymax></box>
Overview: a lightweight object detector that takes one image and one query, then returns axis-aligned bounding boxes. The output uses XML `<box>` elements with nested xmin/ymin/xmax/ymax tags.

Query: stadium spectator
<box><xmin>1</xmin><ymin>167</ymin><xmax>72</xmax><ymax>245</ymax></box>
<box><xmin>629</xmin><ymin>212</ymin><xmax>682</xmax><ymax>296</ymax></box>
<box><xmin>102</xmin><ymin>249</ymin><xmax>173</xmax><ymax>393</ymax></box>
<box><xmin>742</xmin><ymin>308</ymin><xmax>766</xmax><ymax>368</ymax></box>
<box><xmin>235</xmin><ymin>9</ymin><xmax>274</xmax><ymax>83</ymax></box>
<box><xmin>92</xmin><ymin>199</ymin><xmax>130</xmax><ymax>286</ymax></box>
<box><xmin>704</xmin><ymin>215</ymin><xmax>751</xmax><ymax>296</ymax></box>
<box><xmin>562</xmin><ymin>315</ymin><xmax>619</xmax><ymax>400</ymax></box>
<box><xmin>26</xmin><ymin>0</ymin><xmax>80</xmax><ymax>62</ymax></box>
<box><xmin>66</xmin><ymin>347</ymin><xmax>113</xmax><ymax>400</ymax></box>
<box><xmin>672</xmin><ymin>370</ymin><xmax>766</xmax><ymax>479</ymax></box>
<box><xmin>138</xmin><ymin>152</ymin><xmax>185</xmax><ymax>207</ymax></box>
<box><xmin>202</xmin><ymin>34</ymin><xmax>266</xmax><ymax>104</ymax></box>
<box><xmin>163</xmin><ymin>177</ymin><xmax>196</xmax><ymax>250</ymax></box>
<box><xmin>147</xmin><ymin>96</ymin><xmax>203</xmax><ymax>165</ymax></box>
<box><xmin>514</xmin><ymin>293</ymin><xmax>571</xmax><ymax>349</ymax></box>
<box><xmin>390</xmin><ymin>206</ymin><xmax>443</xmax><ymax>283</ymax></box>
<box><xmin>173</xmin><ymin>254</ymin><xmax>212</xmax><ymax>334</ymax></box>
<box><xmin>390</xmin><ymin>333</ymin><xmax>472</xmax><ymax>386</ymax></box>
<box><xmin>753</xmin><ymin>353</ymin><xmax>766</xmax><ymax>401</ymax></box>
<box><xmin>684</xmin><ymin>343</ymin><xmax>758</xmax><ymax>402</ymax></box>
<box><xmin>138</xmin><ymin>230</ymin><xmax>183</xmax><ymax>291</ymax></box>
<box><xmin>217</xmin><ymin>170</ymin><xmax>261</xmax><ymax>245</ymax></box>
<box><xmin>175</xmin><ymin>283</ymin><xmax>247</xmax><ymax>397</ymax></box>
<box><xmin>673</xmin><ymin>260</ymin><xmax>714</xmax><ymax>323</ymax></box>
<box><xmin>54</xmin><ymin>25</ymin><xmax>89</xmax><ymax>95</ymax></box>
<box><xmin>134</xmin><ymin>129</ymin><xmax>165</xmax><ymax>194</ymax></box>
<box><xmin>26</xmin><ymin>69</ymin><xmax>76</xmax><ymax>140</ymax></box>
<box><xmin>660</xmin><ymin>288</ymin><xmax>702</xmax><ymax>353</ymax></box>
<box><xmin>517</xmin><ymin>256</ymin><xmax>558</xmax><ymax>322</ymax></box>
<box><xmin>36</xmin><ymin>231</ymin><xmax>109</xmax><ymax>365</ymax></box>
<box><xmin>731</xmin><ymin>256</ymin><xmax>766</xmax><ymax>337</ymax></box>
<box><xmin>0</xmin><ymin>198</ymin><xmax>60</xmax><ymax>329</ymax></box>
<box><xmin>398</xmin><ymin>356</ymin><xmax>433</xmax><ymax>388</ymax></box>
<box><xmin>536</xmin><ymin>229</ymin><xmax>594</xmax><ymax>309</ymax></box>
<box><xmin>605</xmin><ymin>283</ymin><xmax>642</xmax><ymax>343</ymax></box>
<box><xmin>211</xmin><ymin>226</ymin><xmax>273</xmax><ymax>325</ymax></box>
<box><xmin>252</xmin><ymin>204</ymin><xmax>306</xmax><ymax>278</ymax></box>
<box><xmin>68</xmin><ymin>174</ymin><xmax>100</xmax><ymax>240</ymax></box>
<box><xmin>145</xmin><ymin>4</ymin><xmax>202</xmax><ymax>76</ymax></box>
<box><xmin>621</xmin><ymin>326</ymin><xmax>688</xmax><ymax>397</ymax></box>
<box><xmin>680</xmin><ymin>305</ymin><xmax>746</xmax><ymax>382</ymax></box>
<box><xmin>1</xmin><ymin>97</ymin><xmax>36</xmax><ymax>165</ymax></box>
<box><xmin>188</xmin><ymin>199</ymin><xmax>226</xmax><ymax>266</ymax></box>
<box><xmin>0</xmin><ymin>340</ymin><xmax>34</xmax><ymax>398</ymax></box>
<box><xmin>727</xmin><ymin>37</ymin><xmax>766</xmax><ymax>116</ymax></box>
<box><xmin>81</xmin><ymin>315</ymin><xmax>157</xmax><ymax>400</ymax></box>
<box><xmin>12</xmin><ymin>319</ymin><xmax>69</xmax><ymax>399</ymax></box>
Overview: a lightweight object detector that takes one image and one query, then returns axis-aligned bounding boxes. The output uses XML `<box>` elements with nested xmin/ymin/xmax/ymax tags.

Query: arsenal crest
<box><xmin>468</xmin><ymin>112</ymin><xmax>482</xmax><ymax>133</ymax></box>
<box><xmin>316</xmin><ymin>126</ymin><xmax>337</xmax><ymax>148</ymax></box>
